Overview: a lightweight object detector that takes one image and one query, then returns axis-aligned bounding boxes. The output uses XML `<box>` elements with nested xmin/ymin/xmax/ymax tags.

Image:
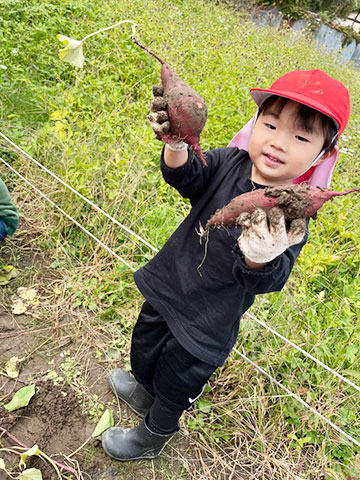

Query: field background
<box><xmin>0</xmin><ymin>0</ymin><xmax>359</xmax><ymax>478</ymax></box>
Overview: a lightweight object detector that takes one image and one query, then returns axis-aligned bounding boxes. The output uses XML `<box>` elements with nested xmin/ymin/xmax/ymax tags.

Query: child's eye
<box><xmin>265</xmin><ymin>123</ymin><xmax>276</xmax><ymax>130</ymax></box>
<box><xmin>296</xmin><ymin>135</ymin><xmax>309</xmax><ymax>142</ymax></box>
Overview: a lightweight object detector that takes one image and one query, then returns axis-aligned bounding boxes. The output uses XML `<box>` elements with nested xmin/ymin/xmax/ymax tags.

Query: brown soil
<box><xmin>0</xmin><ymin>307</ymin><xmax>189</xmax><ymax>480</ymax></box>
<box><xmin>0</xmin><ymin>222</ymin><xmax>190</xmax><ymax>480</ymax></box>
<box><xmin>0</xmin><ymin>304</ymin><xmax>109</xmax><ymax>479</ymax></box>
<box><xmin>265</xmin><ymin>185</ymin><xmax>312</xmax><ymax>220</ymax></box>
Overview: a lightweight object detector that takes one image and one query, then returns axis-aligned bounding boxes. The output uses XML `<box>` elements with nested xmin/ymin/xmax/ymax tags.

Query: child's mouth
<box><xmin>264</xmin><ymin>154</ymin><xmax>284</xmax><ymax>165</ymax></box>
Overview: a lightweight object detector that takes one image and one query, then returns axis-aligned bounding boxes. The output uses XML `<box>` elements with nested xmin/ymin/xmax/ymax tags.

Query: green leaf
<box><xmin>345</xmin><ymin>344</ymin><xmax>358</xmax><ymax>363</ymax></box>
<box><xmin>92</xmin><ymin>408</ymin><xmax>114</xmax><ymax>438</ymax></box>
<box><xmin>56</xmin><ymin>34</ymin><xmax>84</xmax><ymax>68</ymax></box>
<box><xmin>19</xmin><ymin>445</ymin><xmax>40</xmax><ymax>469</ymax></box>
<box><xmin>5</xmin><ymin>356</ymin><xmax>20</xmax><ymax>378</ymax></box>
<box><xmin>197</xmin><ymin>398</ymin><xmax>212</xmax><ymax>413</ymax></box>
<box><xmin>0</xmin><ymin>265</ymin><xmax>17</xmax><ymax>285</ymax></box>
<box><xmin>19</xmin><ymin>468</ymin><xmax>43</xmax><ymax>480</ymax></box>
<box><xmin>4</xmin><ymin>384</ymin><xmax>36</xmax><ymax>412</ymax></box>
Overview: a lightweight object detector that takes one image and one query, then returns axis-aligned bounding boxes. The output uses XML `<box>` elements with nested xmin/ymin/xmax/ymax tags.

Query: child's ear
<box><xmin>314</xmin><ymin>144</ymin><xmax>339</xmax><ymax>166</ymax></box>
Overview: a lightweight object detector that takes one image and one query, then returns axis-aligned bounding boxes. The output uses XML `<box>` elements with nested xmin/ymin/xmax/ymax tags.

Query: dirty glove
<box><xmin>237</xmin><ymin>207</ymin><xmax>306</xmax><ymax>264</ymax></box>
<box><xmin>147</xmin><ymin>85</ymin><xmax>187</xmax><ymax>151</ymax></box>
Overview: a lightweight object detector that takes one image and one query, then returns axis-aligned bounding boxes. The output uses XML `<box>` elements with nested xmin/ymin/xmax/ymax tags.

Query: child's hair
<box><xmin>258</xmin><ymin>95</ymin><xmax>338</xmax><ymax>154</ymax></box>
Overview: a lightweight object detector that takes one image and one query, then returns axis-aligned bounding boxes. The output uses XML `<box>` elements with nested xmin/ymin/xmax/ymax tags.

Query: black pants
<box><xmin>130</xmin><ymin>301</ymin><xmax>218</xmax><ymax>433</ymax></box>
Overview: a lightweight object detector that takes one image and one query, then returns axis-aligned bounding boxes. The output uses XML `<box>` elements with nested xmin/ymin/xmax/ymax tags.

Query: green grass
<box><xmin>1</xmin><ymin>0</ymin><xmax>359</xmax><ymax>478</ymax></box>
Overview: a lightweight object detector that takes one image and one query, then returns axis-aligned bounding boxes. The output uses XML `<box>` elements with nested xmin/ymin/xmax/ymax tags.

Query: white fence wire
<box><xmin>0</xmin><ymin>157</ymin><xmax>135</xmax><ymax>272</ymax></box>
<box><xmin>244</xmin><ymin>312</ymin><xmax>360</xmax><ymax>393</ymax></box>
<box><xmin>1</xmin><ymin>133</ymin><xmax>359</xmax><ymax>449</ymax></box>
<box><xmin>232</xmin><ymin>346</ymin><xmax>360</xmax><ymax>448</ymax></box>
<box><xmin>0</xmin><ymin>132</ymin><xmax>159</xmax><ymax>254</ymax></box>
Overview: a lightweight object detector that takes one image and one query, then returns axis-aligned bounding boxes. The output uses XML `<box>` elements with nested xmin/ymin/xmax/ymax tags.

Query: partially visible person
<box><xmin>0</xmin><ymin>178</ymin><xmax>19</xmax><ymax>242</ymax></box>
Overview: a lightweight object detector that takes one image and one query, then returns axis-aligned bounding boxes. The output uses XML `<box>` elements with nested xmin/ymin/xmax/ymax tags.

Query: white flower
<box><xmin>57</xmin><ymin>34</ymin><xmax>84</xmax><ymax>68</ymax></box>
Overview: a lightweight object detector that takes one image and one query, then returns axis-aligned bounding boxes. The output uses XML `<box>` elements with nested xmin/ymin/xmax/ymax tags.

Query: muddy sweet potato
<box><xmin>160</xmin><ymin>62</ymin><xmax>208</xmax><ymax>165</ymax></box>
<box><xmin>203</xmin><ymin>184</ymin><xmax>360</xmax><ymax>235</ymax></box>
<box><xmin>132</xmin><ymin>36</ymin><xmax>208</xmax><ymax>165</ymax></box>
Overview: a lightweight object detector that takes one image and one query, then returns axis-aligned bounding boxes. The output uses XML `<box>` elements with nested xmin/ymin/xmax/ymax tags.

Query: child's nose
<box><xmin>270</xmin><ymin>131</ymin><xmax>287</xmax><ymax>151</ymax></box>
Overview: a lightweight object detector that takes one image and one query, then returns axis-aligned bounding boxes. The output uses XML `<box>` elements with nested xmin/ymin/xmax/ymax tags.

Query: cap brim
<box><xmin>250</xmin><ymin>88</ymin><xmax>339</xmax><ymax>131</ymax></box>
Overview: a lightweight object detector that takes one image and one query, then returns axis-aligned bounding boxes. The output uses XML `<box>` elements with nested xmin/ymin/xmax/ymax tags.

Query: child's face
<box><xmin>248</xmin><ymin>100</ymin><xmax>326</xmax><ymax>186</ymax></box>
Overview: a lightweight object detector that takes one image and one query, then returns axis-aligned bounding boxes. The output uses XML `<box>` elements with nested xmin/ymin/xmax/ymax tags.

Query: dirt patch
<box><xmin>0</xmin><ymin>225</ymin><xmax>114</xmax><ymax>479</ymax></box>
<box><xmin>0</xmin><ymin>310</ymin><xmax>110</xmax><ymax>479</ymax></box>
<box><xmin>0</xmin><ymin>308</ymin><xmax>168</xmax><ymax>480</ymax></box>
<box><xmin>1</xmin><ymin>380</ymin><xmax>84</xmax><ymax>439</ymax></box>
<box><xmin>1</xmin><ymin>381</ymin><xmax>92</xmax><ymax>479</ymax></box>
<box><xmin>0</xmin><ymin>222</ymin><xmax>190</xmax><ymax>480</ymax></box>
<box><xmin>0</xmin><ymin>329</ymin><xmax>189</xmax><ymax>480</ymax></box>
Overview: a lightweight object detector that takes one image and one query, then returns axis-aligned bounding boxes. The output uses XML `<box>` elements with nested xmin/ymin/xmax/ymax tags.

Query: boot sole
<box><xmin>103</xmin><ymin>444</ymin><xmax>167</xmax><ymax>462</ymax></box>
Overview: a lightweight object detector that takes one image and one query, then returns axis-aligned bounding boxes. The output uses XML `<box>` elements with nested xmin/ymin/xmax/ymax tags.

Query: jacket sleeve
<box><xmin>0</xmin><ymin>178</ymin><xmax>19</xmax><ymax>235</ymax></box>
<box><xmin>160</xmin><ymin>147</ymin><xmax>226</xmax><ymax>203</ymax></box>
<box><xmin>0</xmin><ymin>220</ymin><xmax>7</xmax><ymax>241</ymax></box>
<box><xmin>232</xmin><ymin>234</ymin><xmax>307</xmax><ymax>295</ymax></box>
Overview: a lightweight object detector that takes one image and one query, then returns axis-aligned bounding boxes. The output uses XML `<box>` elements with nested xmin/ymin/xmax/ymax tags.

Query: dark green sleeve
<box><xmin>0</xmin><ymin>178</ymin><xmax>19</xmax><ymax>235</ymax></box>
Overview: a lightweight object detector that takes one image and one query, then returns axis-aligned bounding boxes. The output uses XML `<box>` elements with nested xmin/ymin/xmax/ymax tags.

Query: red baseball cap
<box><xmin>250</xmin><ymin>69</ymin><xmax>351</xmax><ymax>136</ymax></box>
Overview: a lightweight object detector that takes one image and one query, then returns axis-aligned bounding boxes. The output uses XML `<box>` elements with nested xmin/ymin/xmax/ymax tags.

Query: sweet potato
<box><xmin>203</xmin><ymin>184</ymin><xmax>360</xmax><ymax>235</ymax></box>
<box><xmin>160</xmin><ymin>62</ymin><xmax>207</xmax><ymax>165</ymax></box>
<box><xmin>132</xmin><ymin>36</ymin><xmax>208</xmax><ymax>166</ymax></box>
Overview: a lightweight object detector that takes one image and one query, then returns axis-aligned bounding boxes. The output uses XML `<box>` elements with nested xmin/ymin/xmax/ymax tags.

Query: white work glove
<box><xmin>147</xmin><ymin>85</ymin><xmax>187</xmax><ymax>151</ymax></box>
<box><xmin>237</xmin><ymin>207</ymin><xmax>307</xmax><ymax>264</ymax></box>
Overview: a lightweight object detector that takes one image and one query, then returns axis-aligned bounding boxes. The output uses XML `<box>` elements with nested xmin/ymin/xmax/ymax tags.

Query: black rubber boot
<box><xmin>108</xmin><ymin>369</ymin><xmax>154</xmax><ymax>418</ymax></box>
<box><xmin>102</xmin><ymin>416</ymin><xmax>177</xmax><ymax>461</ymax></box>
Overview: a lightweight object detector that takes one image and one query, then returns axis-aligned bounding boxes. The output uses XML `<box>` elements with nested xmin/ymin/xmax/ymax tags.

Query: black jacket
<box><xmin>134</xmin><ymin>147</ymin><xmax>307</xmax><ymax>366</ymax></box>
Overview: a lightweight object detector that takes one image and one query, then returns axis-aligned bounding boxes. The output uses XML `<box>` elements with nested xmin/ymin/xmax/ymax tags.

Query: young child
<box><xmin>102</xmin><ymin>69</ymin><xmax>350</xmax><ymax>461</ymax></box>
<box><xmin>0</xmin><ymin>177</ymin><xmax>18</xmax><ymax>243</ymax></box>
